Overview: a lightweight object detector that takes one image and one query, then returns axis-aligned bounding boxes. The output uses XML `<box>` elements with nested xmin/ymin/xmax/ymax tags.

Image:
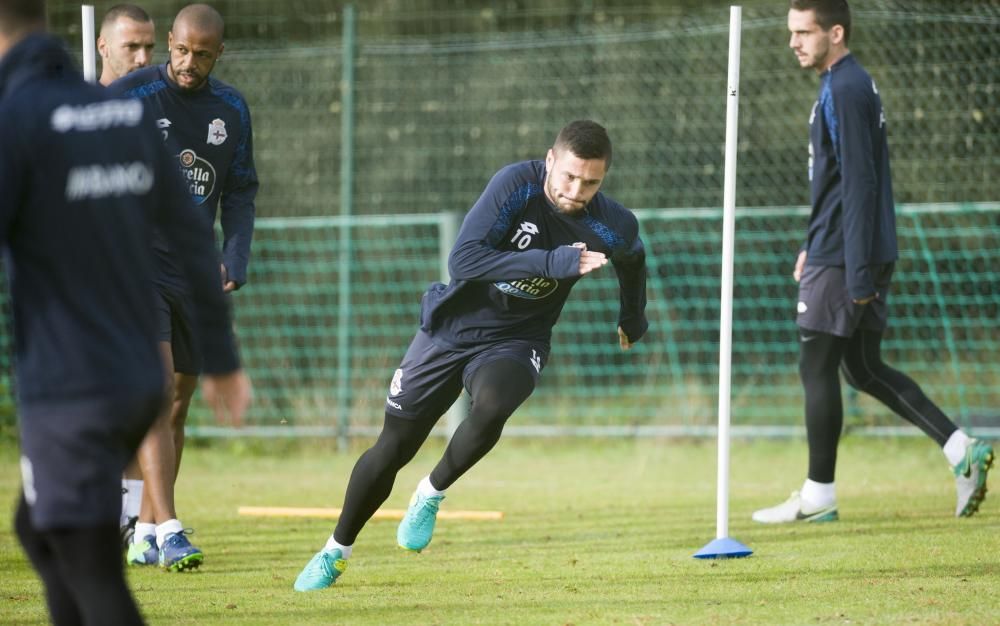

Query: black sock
<box><xmin>799</xmin><ymin>330</ymin><xmax>847</xmax><ymax>484</ymax></box>
<box><xmin>841</xmin><ymin>329</ymin><xmax>958</xmax><ymax>446</ymax></box>
<box><xmin>333</xmin><ymin>412</ymin><xmax>435</xmax><ymax>546</ymax></box>
<box><xmin>430</xmin><ymin>359</ymin><xmax>535</xmax><ymax>490</ymax></box>
<box><xmin>15</xmin><ymin>494</ymin><xmax>144</xmax><ymax>626</ymax></box>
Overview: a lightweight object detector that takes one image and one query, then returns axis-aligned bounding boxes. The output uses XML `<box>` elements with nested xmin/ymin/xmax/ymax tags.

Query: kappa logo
<box><xmin>797</xmin><ymin>301</ymin><xmax>808</xmax><ymax>314</ymax></box>
<box><xmin>156</xmin><ymin>117</ymin><xmax>171</xmax><ymax>141</ymax></box>
<box><xmin>207</xmin><ymin>118</ymin><xmax>228</xmax><ymax>146</ymax></box>
<box><xmin>177</xmin><ymin>149</ymin><xmax>217</xmax><ymax>205</ymax></box>
<box><xmin>510</xmin><ymin>221</ymin><xmax>539</xmax><ymax>250</ymax></box>
<box><xmin>530</xmin><ymin>349</ymin><xmax>541</xmax><ymax>373</ymax></box>
<box><xmin>389</xmin><ymin>368</ymin><xmax>403</xmax><ymax>396</ymax></box>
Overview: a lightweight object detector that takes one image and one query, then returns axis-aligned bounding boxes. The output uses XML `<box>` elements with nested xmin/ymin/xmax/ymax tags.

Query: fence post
<box><xmin>336</xmin><ymin>4</ymin><xmax>357</xmax><ymax>452</ymax></box>
<box><xmin>441</xmin><ymin>211</ymin><xmax>469</xmax><ymax>438</ymax></box>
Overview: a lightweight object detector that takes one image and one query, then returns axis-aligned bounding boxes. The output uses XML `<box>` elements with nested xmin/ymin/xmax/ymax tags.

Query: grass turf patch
<box><xmin>1</xmin><ymin>436</ymin><xmax>997</xmax><ymax>625</ymax></box>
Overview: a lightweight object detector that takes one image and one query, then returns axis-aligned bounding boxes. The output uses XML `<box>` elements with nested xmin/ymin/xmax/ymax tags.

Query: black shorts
<box><xmin>17</xmin><ymin>392</ymin><xmax>162</xmax><ymax>530</ymax></box>
<box><xmin>385</xmin><ymin>330</ymin><xmax>549</xmax><ymax>419</ymax></box>
<box><xmin>796</xmin><ymin>263</ymin><xmax>893</xmax><ymax>338</ymax></box>
<box><xmin>155</xmin><ymin>286</ymin><xmax>202</xmax><ymax>375</ymax></box>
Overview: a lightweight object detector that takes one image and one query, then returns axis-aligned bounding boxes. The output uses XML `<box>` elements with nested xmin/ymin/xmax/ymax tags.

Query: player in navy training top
<box><xmin>752</xmin><ymin>0</ymin><xmax>992</xmax><ymax>525</ymax></box>
<box><xmin>109</xmin><ymin>3</ymin><xmax>258</xmax><ymax>571</ymax></box>
<box><xmin>294</xmin><ymin>120</ymin><xmax>648</xmax><ymax>591</ymax></box>
<box><xmin>0</xmin><ymin>1</ymin><xmax>250</xmax><ymax>622</ymax></box>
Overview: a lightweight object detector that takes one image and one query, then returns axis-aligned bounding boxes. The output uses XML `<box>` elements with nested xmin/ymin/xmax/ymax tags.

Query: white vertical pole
<box><xmin>81</xmin><ymin>5</ymin><xmax>97</xmax><ymax>83</ymax></box>
<box><xmin>716</xmin><ymin>5</ymin><xmax>742</xmax><ymax>541</ymax></box>
<box><xmin>441</xmin><ymin>211</ymin><xmax>469</xmax><ymax>440</ymax></box>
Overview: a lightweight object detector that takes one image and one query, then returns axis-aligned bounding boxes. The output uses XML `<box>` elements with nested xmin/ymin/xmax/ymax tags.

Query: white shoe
<box><xmin>752</xmin><ymin>491</ymin><xmax>838</xmax><ymax>524</ymax></box>
<box><xmin>953</xmin><ymin>439</ymin><xmax>994</xmax><ymax>517</ymax></box>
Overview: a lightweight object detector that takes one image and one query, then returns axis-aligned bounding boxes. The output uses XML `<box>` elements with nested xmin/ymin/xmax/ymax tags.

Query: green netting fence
<box><xmin>197</xmin><ymin>202</ymin><xmax>997</xmax><ymax>438</ymax></box>
<box><xmin>1</xmin><ymin>1</ymin><xmax>997</xmax><ymax>439</ymax></box>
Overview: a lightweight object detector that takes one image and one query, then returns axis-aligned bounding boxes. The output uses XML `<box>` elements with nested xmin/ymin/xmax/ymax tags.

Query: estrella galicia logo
<box><xmin>177</xmin><ymin>149</ymin><xmax>216</xmax><ymax>205</ymax></box>
<box><xmin>493</xmin><ymin>277</ymin><xmax>559</xmax><ymax>300</ymax></box>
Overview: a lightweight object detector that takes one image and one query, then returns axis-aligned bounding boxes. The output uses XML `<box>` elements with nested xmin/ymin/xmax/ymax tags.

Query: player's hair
<box><xmin>100</xmin><ymin>4</ymin><xmax>152</xmax><ymax>34</ymax></box>
<box><xmin>553</xmin><ymin>120</ymin><xmax>613</xmax><ymax>169</ymax></box>
<box><xmin>0</xmin><ymin>0</ymin><xmax>46</xmax><ymax>35</ymax></box>
<box><xmin>790</xmin><ymin>0</ymin><xmax>851</xmax><ymax>45</ymax></box>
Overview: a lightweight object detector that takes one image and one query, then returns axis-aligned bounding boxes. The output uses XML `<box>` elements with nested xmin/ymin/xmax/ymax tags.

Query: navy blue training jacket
<box><xmin>0</xmin><ymin>34</ymin><xmax>239</xmax><ymax>407</ymax></box>
<box><xmin>110</xmin><ymin>63</ymin><xmax>258</xmax><ymax>289</ymax></box>
<box><xmin>421</xmin><ymin>160</ymin><xmax>648</xmax><ymax>350</ymax></box>
<box><xmin>806</xmin><ymin>53</ymin><xmax>898</xmax><ymax>300</ymax></box>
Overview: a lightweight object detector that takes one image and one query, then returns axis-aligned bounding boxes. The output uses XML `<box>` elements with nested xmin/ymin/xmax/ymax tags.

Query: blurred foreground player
<box><xmin>0</xmin><ymin>0</ymin><xmax>250</xmax><ymax>623</ymax></box>
<box><xmin>752</xmin><ymin>0</ymin><xmax>992</xmax><ymax>524</ymax></box>
<box><xmin>295</xmin><ymin>119</ymin><xmax>648</xmax><ymax>591</ymax></box>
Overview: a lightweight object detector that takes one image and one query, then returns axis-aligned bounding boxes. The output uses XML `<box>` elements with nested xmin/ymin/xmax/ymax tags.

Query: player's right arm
<box><xmin>448</xmin><ymin>162</ymin><xmax>582</xmax><ymax>282</ymax></box>
<box><xmin>832</xmin><ymin>77</ymin><xmax>878</xmax><ymax>301</ymax></box>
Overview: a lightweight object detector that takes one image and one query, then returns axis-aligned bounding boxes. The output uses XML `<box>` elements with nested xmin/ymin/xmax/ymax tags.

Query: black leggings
<box><xmin>334</xmin><ymin>358</ymin><xmax>535</xmax><ymax>545</ymax></box>
<box><xmin>15</xmin><ymin>493</ymin><xmax>144</xmax><ymax>626</ymax></box>
<box><xmin>800</xmin><ymin>328</ymin><xmax>958</xmax><ymax>483</ymax></box>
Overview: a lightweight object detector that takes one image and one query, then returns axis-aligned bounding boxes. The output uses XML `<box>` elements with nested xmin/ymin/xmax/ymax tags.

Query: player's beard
<box><xmin>799</xmin><ymin>38</ymin><xmax>831</xmax><ymax>71</ymax></box>
<box><xmin>544</xmin><ymin>176</ymin><xmax>586</xmax><ymax>215</ymax></box>
<box><xmin>170</xmin><ymin>64</ymin><xmax>207</xmax><ymax>91</ymax></box>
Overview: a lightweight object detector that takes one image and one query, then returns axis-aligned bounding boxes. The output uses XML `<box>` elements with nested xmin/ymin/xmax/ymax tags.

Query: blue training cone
<box><xmin>693</xmin><ymin>536</ymin><xmax>752</xmax><ymax>559</ymax></box>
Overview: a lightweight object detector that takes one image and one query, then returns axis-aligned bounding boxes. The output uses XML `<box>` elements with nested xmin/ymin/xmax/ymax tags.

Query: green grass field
<box><xmin>1</xmin><ymin>436</ymin><xmax>997</xmax><ymax>625</ymax></box>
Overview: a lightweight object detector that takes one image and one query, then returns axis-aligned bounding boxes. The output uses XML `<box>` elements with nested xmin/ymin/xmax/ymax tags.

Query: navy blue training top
<box><xmin>421</xmin><ymin>160</ymin><xmax>648</xmax><ymax>349</ymax></box>
<box><xmin>110</xmin><ymin>63</ymin><xmax>258</xmax><ymax>289</ymax></box>
<box><xmin>0</xmin><ymin>34</ymin><xmax>239</xmax><ymax>407</ymax></box>
<box><xmin>806</xmin><ymin>53</ymin><xmax>898</xmax><ymax>300</ymax></box>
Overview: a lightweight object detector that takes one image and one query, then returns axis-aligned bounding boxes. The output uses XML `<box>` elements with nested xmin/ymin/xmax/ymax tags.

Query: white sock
<box><xmin>801</xmin><ymin>479</ymin><xmax>836</xmax><ymax>507</ymax></box>
<box><xmin>155</xmin><ymin>519</ymin><xmax>184</xmax><ymax>548</ymax></box>
<box><xmin>943</xmin><ymin>430</ymin><xmax>972</xmax><ymax>467</ymax></box>
<box><xmin>120</xmin><ymin>481</ymin><xmax>129</xmax><ymax>525</ymax></box>
<box><xmin>134</xmin><ymin>522</ymin><xmax>156</xmax><ymax>545</ymax></box>
<box><xmin>123</xmin><ymin>479</ymin><xmax>143</xmax><ymax>520</ymax></box>
<box><xmin>417</xmin><ymin>475</ymin><xmax>446</xmax><ymax>498</ymax></box>
<box><xmin>323</xmin><ymin>535</ymin><xmax>352</xmax><ymax>559</ymax></box>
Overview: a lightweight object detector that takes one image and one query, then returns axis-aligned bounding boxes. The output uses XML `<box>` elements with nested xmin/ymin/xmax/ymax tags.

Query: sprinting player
<box><xmin>752</xmin><ymin>0</ymin><xmax>992</xmax><ymax>524</ymax></box>
<box><xmin>294</xmin><ymin>119</ymin><xmax>648</xmax><ymax>591</ymax></box>
<box><xmin>97</xmin><ymin>2</ymin><xmax>157</xmax><ymax>547</ymax></box>
<box><xmin>110</xmin><ymin>3</ymin><xmax>258</xmax><ymax>571</ymax></box>
<box><xmin>97</xmin><ymin>3</ymin><xmax>154</xmax><ymax>87</ymax></box>
<box><xmin>0</xmin><ymin>0</ymin><xmax>251</xmax><ymax>622</ymax></box>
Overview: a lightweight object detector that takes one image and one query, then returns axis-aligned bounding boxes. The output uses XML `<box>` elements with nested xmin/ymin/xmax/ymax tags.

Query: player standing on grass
<box><xmin>110</xmin><ymin>2</ymin><xmax>258</xmax><ymax>571</ymax></box>
<box><xmin>752</xmin><ymin>0</ymin><xmax>992</xmax><ymax>524</ymax></box>
<box><xmin>98</xmin><ymin>4</ymin><xmax>154</xmax><ymax>87</ymax></box>
<box><xmin>96</xmin><ymin>2</ymin><xmax>157</xmax><ymax>547</ymax></box>
<box><xmin>0</xmin><ymin>0</ymin><xmax>250</xmax><ymax>622</ymax></box>
<box><xmin>294</xmin><ymin>119</ymin><xmax>648</xmax><ymax>591</ymax></box>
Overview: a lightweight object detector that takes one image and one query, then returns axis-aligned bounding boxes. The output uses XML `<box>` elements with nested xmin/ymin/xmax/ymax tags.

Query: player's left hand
<box><xmin>618</xmin><ymin>326</ymin><xmax>633</xmax><ymax>351</ymax></box>
<box><xmin>201</xmin><ymin>369</ymin><xmax>252</xmax><ymax>427</ymax></box>
<box><xmin>221</xmin><ymin>264</ymin><xmax>237</xmax><ymax>292</ymax></box>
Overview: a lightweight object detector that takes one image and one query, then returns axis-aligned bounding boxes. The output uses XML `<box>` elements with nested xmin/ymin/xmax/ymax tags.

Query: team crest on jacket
<box><xmin>177</xmin><ymin>149</ymin><xmax>217</xmax><ymax>205</ymax></box>
<box><xmin>207</xmin><ymin>118</ymin><xmax>227</xmax><ymax>145</ymax></box>
<box><xmin>493</xmin><ymin>277</ymin><xmax>559</xmax><ymax>300</ymax></box>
